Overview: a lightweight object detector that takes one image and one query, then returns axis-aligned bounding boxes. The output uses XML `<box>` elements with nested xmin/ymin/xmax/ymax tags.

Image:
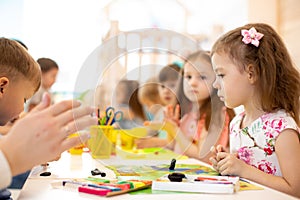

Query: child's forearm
<box><xmin>174</xmin><ymin>129</ymin><xmax>199</xmax><ymax>158</ymax></box>
<box><xmin>241</xmin><ymin>163</ymin><xmax>300</xmax><ymax>198</ymax></box>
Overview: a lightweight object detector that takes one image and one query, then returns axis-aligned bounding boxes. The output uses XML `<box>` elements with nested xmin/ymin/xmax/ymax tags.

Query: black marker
<box><xmin>91</xmin><ymin>168</ymin><xmax>106</xmax><ymax>177</ymax></box>
<box><xmin>169</xmin><ymin>158</ymin><xmax>176</xmax><ymax>171</ymax></box>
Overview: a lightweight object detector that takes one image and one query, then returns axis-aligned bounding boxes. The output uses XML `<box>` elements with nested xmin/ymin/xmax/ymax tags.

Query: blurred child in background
<box><xmin>138</xmin><ymin>77</ymin><xmax>163</xmax><ymax>121</ymax></box>
<box><xmin>158</xmin><ymin>63</ymin><xmax>181</xmax><ymax>106</ymax></box>
<box><xmin>26</xmin><ymin>58</ymin><xmax>59</xmax><ymax>112</ymax></box>
<box><xmin>135</xmin><ymin>63</ymin><xmax>181</xmax><ymax>148</ymax></box>
<box><xmin>114</xmin><ymin>79</ymin><xmax>146</xmax><ymax>129</ymax></box>
<box><xmin>147</xmin><ymin>51</ymin><xmax>235</xmax><ymax>163</ymax></box>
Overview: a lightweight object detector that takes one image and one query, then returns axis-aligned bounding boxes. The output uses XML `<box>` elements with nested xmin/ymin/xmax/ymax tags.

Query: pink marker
<box><xmin>78</xmin><ymin>185</ymin><xmax>111</xmax><ymax>196</ymax></box>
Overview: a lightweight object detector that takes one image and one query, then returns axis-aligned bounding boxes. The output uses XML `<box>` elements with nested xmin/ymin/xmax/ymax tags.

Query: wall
<box><xmin>279</xmin><ymin>0</ymin><xmax>300</xmax><ymax>69</ymax></box>
<box><xmin>248</xmin><ymin>0</ymin><xmax>300</xmax><ymax>69</ymax></box>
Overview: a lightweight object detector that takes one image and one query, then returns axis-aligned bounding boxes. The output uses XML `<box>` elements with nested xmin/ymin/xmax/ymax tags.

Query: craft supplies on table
<box><xmin>51</xmin><ymin>177</ymin><xmax>152</xmax><ymax>197</ymax></box>
<box><xmin>152</xmin><ymin>174</ymin><xmax>240</xmax><ymax>194</ymax></box>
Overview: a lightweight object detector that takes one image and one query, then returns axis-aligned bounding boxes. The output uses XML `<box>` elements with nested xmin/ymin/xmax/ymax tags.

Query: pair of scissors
<box><xmin>105</xmin><ymin>107</ymin><xmax>123</xmax><ymax>125</ymax></box>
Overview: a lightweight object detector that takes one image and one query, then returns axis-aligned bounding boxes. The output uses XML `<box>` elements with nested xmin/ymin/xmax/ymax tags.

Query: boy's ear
<box><xmin>245</xmin><ymin>64</ymin><xmax>257</xmax><ymax>84</ymax></box>
<box><xmin>0</xmin><ymin>77</ymin><xmax>9</xmax><ymax>95</ymax></box>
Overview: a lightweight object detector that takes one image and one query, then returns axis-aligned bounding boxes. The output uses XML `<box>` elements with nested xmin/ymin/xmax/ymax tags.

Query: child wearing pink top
<box><xmin>151</xmin><ymin>50</ymin><xmax>235</xmax><ymax>163</ymax></box>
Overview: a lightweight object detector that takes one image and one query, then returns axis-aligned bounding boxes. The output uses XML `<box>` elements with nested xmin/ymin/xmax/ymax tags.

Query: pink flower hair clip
<box><xmin>241</xmin><ymin>27</ymin><xmax>264</xmax><ymax>47</ymax></box>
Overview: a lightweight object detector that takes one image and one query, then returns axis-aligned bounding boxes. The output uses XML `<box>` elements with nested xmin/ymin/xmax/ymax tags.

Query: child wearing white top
<box><xmin>209</xmin><ymin>23</ymin><xmax>300</xmax><ymax>198</ymax></box>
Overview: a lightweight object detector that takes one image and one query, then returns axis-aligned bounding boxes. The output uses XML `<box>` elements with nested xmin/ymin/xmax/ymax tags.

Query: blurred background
<box><xmin>0</xmin><ymin>0</ymin><xmax>299</xmax><ymax>105</ymax></box>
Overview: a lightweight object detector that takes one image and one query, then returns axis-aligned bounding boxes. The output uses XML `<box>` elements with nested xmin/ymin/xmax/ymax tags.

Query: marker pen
<box><xmin>239</xmin><ymin>178</ymin><xmax>250</xmax><ymax>183</ymax></box>
<box><xmin>195</xmin><ymin>176</ymin><xmax>228</xmax><ymax>181</ymax></box>
<box><xmin>53</xmin><ymin>180</ymin><xmax>123</xmax><ymax>192</ymax></box>
<box><xmin>87</xmin><ymin>184</ymin><xmax>121</xmax><ymax>191</ymax></box>
<box><xmin>78</xmin><ymin>185</ymin><xmax>111</xmax><ymax>196</ymax></box>
<box><xmin>194</xmin><ymin>180</ymin><xmax>233</xmax><ymax>184</ymax></box>
<box><xmin>50</xmin><ymin>180</ymin><xmax>83</xmax><ymax>189</ymax></box>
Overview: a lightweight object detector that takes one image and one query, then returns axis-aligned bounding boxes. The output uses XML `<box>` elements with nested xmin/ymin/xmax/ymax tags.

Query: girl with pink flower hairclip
<box><xmin>209</xmin><ymin>23</ymin><xmax>300</xmax><ymax>198</ymax></box>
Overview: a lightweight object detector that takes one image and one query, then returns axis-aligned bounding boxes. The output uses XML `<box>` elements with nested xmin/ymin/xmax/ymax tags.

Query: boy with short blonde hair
<box><xmin>0</xmin><ymin>37</ymin><xmax>97</xmax><ymax>189</ymax></box>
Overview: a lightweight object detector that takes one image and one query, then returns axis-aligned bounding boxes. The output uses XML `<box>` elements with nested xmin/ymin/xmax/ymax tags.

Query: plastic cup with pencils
<box><xmin>87</xmin><ymin>125</ymin><xmax>113</xmax><ymax>159</ymax></box>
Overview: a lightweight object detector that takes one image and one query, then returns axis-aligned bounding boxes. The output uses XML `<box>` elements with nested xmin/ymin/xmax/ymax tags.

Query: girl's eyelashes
<box><xmin>217</xmin><ymin>74</ymin><xmax>225</xmax><ymax>78</ymax></box>
<box><xmin>161</xmin><ymin>83</ymin><xmax>176</xmax><ymax>89</ymax></box>
<box><xmin>184</xmin><ymin>74</ymin><xmax>206</xmax><ymax>80</ymax></box>
<box><xmin>184</xmin><ymin>75</ymin><xmax>192</xmax><ymax>80</ymax></box>
<box><xmin>169</xmin><ymin>83</ymin><xmax>176</xmax><ymax>88</ymax></box>
<box><xmin>200</xmin><ymin>75</ymin><xmax>207</xmax><ymax>80</ymax></box>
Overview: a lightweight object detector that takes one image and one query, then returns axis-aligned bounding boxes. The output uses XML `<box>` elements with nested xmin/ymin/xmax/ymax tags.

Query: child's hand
<box><xmin>214</xmin><ymin>152</ymin><xmax>246</xmax><ymax>176</ymax></box>
<box><xmin>144</xmin><ymin>120</ymin><xmax>178</xmax><ymax>133</ymax></box>
<box><xmin>49</xmin><ymin>154</ymin><xmax>61</xmax><ymax>162</ymax></box>
<box><xmin>209</xmin><ymin>145</ymin><xmax>225</xmax><ymax>170</ymax></box>
<box><xmin>164</xmin><ymin>104</ymin><xmax>180</xmax><ymax>126</ymax></box>
<box><xmin>135</xmin><ymin>138</ymin><xmax>151</xmax><ymax>149</ymax></box>
<box><xmin>0</xmin><ymin>93</ymin><xmax>97</xmax><ymax>176</ymax></box>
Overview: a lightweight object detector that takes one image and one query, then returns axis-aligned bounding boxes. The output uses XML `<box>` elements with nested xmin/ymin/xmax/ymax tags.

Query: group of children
<box><xmin>0</xmin><ymin>22</ymin><xmax>299</xmax><ymax>198</ymax></box>
<box><xmin>132</xmin><ymin>52</ymin><xmax>235</xmax><ymax>165</ymax></box>
<box><xmin>111</xmin><ymin>23</ymin><xmax>300</xmax><ymax>198</ymax></box>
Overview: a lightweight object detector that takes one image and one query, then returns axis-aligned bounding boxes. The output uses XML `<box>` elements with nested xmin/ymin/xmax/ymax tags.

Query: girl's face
<box><xmin>41</xmin><ymin>68</ymin><xmax>58</xmax><ymax>90</ymax></box>
<box><xmin>212</xmin><ymin>52</ymin><xmax>252</xmax><ymax>108</ymax></box>
<box><xmin>183</xmin><ymin>60</ymin><xmax>215</xmax><ymax>105</ymax></box>
<box><xmin>158</xmin><ymin>80</ymin><xmax>177</xmax><ymax>106</ymax></box>
<box><xmin>0</xmin><ymin>77</ymin><xmax>35</xmax><ymax>125</ymax></box>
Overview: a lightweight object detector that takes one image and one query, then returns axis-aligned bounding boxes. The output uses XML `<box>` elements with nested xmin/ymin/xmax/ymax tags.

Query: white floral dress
<box><xmin>230</xmin><ymin>110</ymin><xmax>299</xmax><ymax>176</ymax></box>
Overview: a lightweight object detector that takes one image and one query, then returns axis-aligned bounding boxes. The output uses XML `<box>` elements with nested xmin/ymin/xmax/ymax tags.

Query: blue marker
<box><xmin>88</xmin><ymin>184</ymin><xmax>121</xmax><ymax>192</ymax></box>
